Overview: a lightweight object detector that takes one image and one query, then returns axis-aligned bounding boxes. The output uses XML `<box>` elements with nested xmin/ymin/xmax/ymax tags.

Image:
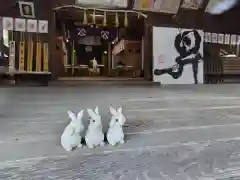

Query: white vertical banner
<box><xmin>9</xmin><ymin>41</ymin><xmax>16</xmax><ymax>72</ymax></box>
<box><xmin>211</xmin><ymin>33</ymin><xmax>218</xmax><ymax>43</ymax></box>
<box><xmin>224</xmin><ymin>34</ymin><xmax>230</xmax><ymax>44</ymax></box>
<box><xmin>27</xmin><ymin>19</ymin><xmax>37</xmax><ymax>32</ymax></box>
<box><xmin>237</xmin><ymin>35</ymin><xmax>240</xmax><ymax>56</ymax></box>
<box><xmin>2</xmin><ymin>17</ymin><xmax>14</xmax><ymax>30</ymax></box>
<box><xmin>230</xmin><ymin>34</ymin><xmax>237</xmax><ymax>45</ymax></box>
<box><xmin>38</xmin><ymin>20</ymin><xmax>48</xmax><ymax>33</ymax></box>
<box><xmin>238</xmin><ymin>35</ymin><xmax>240</xmax><ymax>45</ymax></box>
<box><xmin>14</xmin><ymin>18</ymin><xmax>26</xmax><ymax>32</ymax></box>
<box><xmin>217</xmin><ymin>34</ymin><xmax>224</xmax><ymax>44</ymax></box>
<box><xmin>204</xmin><ymin>32</ymin><xmax>211</xmax><ymax>43</ymax></box>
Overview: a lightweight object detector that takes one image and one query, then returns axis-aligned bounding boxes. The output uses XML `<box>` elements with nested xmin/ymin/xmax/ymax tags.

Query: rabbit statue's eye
<box><xmin>116</xmin><ymin>119</ymin><xmax>118</xmax><ymax>122</ymax></box>
<box><xmin>92</xmin><ymin>120</ymin><xmax>95</xmax><ymax>123</ymax></box>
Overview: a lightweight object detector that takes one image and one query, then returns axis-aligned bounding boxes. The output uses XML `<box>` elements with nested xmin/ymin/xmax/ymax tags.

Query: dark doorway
<box><xmin>76</xmin><ymin>43</ymin><xmax>103</xmax><ymax>65</ymax></box>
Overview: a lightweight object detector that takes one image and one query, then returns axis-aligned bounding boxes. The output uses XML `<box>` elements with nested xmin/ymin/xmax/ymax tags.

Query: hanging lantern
<box><xmin>115</xmin><ymin>12</ymin><xmax>119</xmax><ymax>27</ymax></box>
<box><xmin>92</xmin><ymin>9</ymin><xmax>96</xmax><ymax>24</ymax></box>
<box><xmin>124</xmin><ymin>12</ymin><xmax>128</xmax><ymax>27</ymax></box>
<box><xmin>103</xmin><ymin>11</ymin><xmax>107</xmax><ymax>27</ymax></box>
<box><xmin>83</xmin><ymin>9</ymin><xmax>87</xmax><ymax>24</ymax></box>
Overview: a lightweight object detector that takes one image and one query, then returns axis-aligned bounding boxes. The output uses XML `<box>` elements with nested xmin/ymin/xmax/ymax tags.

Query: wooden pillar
<box><xmin>143</xmin><ymin>20</ymin><xmax>153</xmax><ymax>81</ymax></box>
<box><xmin>108</xmin><ymin>42</ymin><xmax>112</xmax><ymax>76</ymax></box>
<box><xmin>48</xmin><ymin>10</ymin><xmax>56</xmax><ymax>79</ymax></box>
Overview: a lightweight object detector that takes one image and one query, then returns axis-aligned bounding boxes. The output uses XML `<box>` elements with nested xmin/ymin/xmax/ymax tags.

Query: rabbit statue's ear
<box><xmin>95</xmin><ymin>106</ymin><xmax>99</xmax><ymax>114</ymax></box>
<box><xmin>109</xmin><ymin>106</ymin><xmax>117</xmax><ymax>115</ymax></box>
<box><xmin>68</xmin><ymin>110</ymin><xmax>76</xmax><ymax>120</ymax></box>
<box><xmin>87</xmin><ymin>108</ymin><xmax>96</xmax><ymax>119</ymax></box>
<box><xmin>117</xmin><ymin>107</ymin><xmax>123</xmax><ymax>114</ymax></box>
<box><xmin>77</xmin><ymin>109</ymin><xmax>84</xmax><ymax>120</ymax></box>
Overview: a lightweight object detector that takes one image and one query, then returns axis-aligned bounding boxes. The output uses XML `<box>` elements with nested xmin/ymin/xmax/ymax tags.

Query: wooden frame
<box><xmin>18</xmin><ymin>1</ymin><xmax>35</xmax><ymax>18</ymax></box>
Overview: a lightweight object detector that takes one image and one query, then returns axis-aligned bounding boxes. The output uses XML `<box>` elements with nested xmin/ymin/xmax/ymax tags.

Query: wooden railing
<box><xmin>204</xmin><ymin>43</ymin><xmax>240</xmax><ymax>83</ymax></box>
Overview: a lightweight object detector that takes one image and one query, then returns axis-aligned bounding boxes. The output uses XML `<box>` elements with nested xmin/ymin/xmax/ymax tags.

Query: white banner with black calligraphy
<box><xmin>153</xmin><ymin>27</ymin><xmax>204</xmax><ymax>84</ymax></box>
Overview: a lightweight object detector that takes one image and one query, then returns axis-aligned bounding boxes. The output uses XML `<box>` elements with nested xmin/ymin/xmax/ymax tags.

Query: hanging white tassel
<box><xmin>124</xmin><ymin>12</ymin><xmax>128</xmax><ymax>27</ymax></box>
<box><xmin>83</xmin><ymin>9</ymin><xmax>87</xmax><ymax>24</ymax></box>
<box><xmin>92</xmin><ymin>9</ymin><xmax>96</xmax><ymax>24</ymax></box>
<box><xmin>115</xmin><ymin>12</ymin><xmax>119</xmax><ymax>27</ymax></box>
<box><xmin>103</xmin><ymin>11</ymin><xmax>107</xmax><ymax>27</ymax></box>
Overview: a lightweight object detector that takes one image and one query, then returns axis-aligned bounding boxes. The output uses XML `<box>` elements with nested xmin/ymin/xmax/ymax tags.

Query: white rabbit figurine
<box><xmin>61</xmin><ymin>110</ymin><xmax>84</xmax><ymax>152</ymax></box>
<box><xmin>107</xmin><ymin>106</ymin><xmax>126</xmax><ymax>146</ymax></box>
<box><xmin>85</xmin><ymin>106</ymin><xmax>105</xmax><ymax>148</ymax></box>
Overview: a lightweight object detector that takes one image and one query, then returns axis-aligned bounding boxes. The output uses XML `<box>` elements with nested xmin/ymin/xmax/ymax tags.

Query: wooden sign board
<box><xmin>19</xmin><ymin>1</ymin><xmax>35</xmax><ymax>18</ymax></box>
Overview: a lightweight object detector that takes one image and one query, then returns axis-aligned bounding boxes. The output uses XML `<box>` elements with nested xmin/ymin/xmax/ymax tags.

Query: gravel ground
<box><xmin>0</xmin><ymin>84</ymin><xmax>240</xmax><ymax>179</ymax></box>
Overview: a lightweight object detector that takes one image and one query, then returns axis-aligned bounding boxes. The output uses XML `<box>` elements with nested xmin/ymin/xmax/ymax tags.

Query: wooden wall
<box><xmin>0</xmin><ymin>0</ymin><xmax>55</xmax><ymax>75</ymax></box>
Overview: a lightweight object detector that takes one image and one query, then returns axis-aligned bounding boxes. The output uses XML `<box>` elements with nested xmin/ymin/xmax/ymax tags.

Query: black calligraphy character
<box><xmin>154</xmin><ymin>30</ymin><xmax>202</xmax><ymax>84</ymax></box>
